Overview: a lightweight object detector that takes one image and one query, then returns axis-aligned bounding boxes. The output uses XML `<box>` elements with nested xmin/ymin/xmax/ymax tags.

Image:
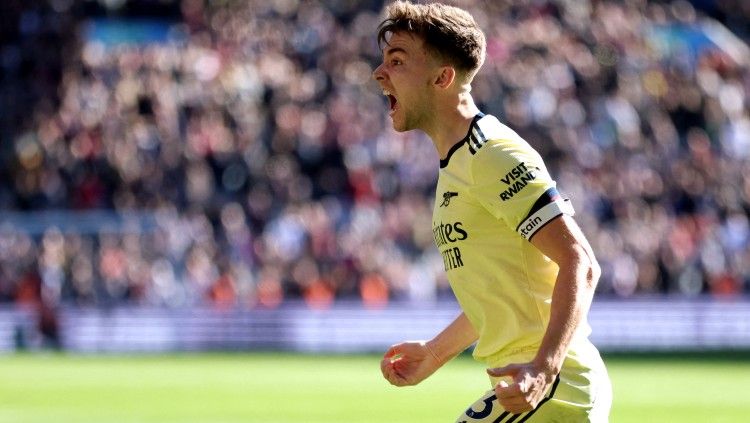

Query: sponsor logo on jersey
<box><xmin>432</xmin><ymin>221</ymin><xmax>468</xmax><ymax>247</ymax></box>
<box><xmin>433</xmin><ymin>221</ymin><xmax>468</xmax><ymax>271</ymax></box>
<box><xmin>499</xmin><ymin>162</ymin><xmax>539</xmax><ymax>201</ymax></box>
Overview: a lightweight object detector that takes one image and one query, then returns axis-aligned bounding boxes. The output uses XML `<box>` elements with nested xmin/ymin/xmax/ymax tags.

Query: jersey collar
<box><xmin>439</xmin><ymin>112</ymin><xmax>486</xmax><ymax>168</ymax></box>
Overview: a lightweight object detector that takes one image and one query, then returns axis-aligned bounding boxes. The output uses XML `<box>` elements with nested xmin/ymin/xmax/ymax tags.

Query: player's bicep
<box><xmin>528</xmin><ymin>214</ymin><xmax>598</xmax><ymax>271</ymax></box>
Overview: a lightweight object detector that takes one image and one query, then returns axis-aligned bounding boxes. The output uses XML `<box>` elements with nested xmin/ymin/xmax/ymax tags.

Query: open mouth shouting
<box><xmin>383</xmin><ymin>89</ymin><xmax>398</xmax><ymax>116</ymax></box>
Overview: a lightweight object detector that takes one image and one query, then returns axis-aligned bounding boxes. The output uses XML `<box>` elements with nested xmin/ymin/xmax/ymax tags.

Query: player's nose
<box><xmin>372</xmin><ymin>63</ymin><xmax>386</xmax><ymax>82</ymax></box>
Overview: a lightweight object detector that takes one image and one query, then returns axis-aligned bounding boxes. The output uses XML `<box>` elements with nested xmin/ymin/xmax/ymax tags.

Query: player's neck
<box><xmin>426</xmin><ymin>92</ymin><xmax>481</xmax><ymax>162</ymax></box>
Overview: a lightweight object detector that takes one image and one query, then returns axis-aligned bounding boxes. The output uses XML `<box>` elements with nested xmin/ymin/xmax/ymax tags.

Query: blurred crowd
<box><xmin>1</xmin><ymin>0</ymin><xmax>749</xmax><ymax>311</ymax></box>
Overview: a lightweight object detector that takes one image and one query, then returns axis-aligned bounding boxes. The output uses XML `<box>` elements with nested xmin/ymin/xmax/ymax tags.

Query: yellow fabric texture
<box><xmin>433</xmin><ymin>114</ymin><xmax>598</xmax><ymax>368</ymax></box>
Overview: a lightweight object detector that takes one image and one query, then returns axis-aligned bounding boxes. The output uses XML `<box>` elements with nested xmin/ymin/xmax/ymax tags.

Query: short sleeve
<box><xmin>468</xmin><ymin>140</ymin><xmax>574</xmax><ymax>240</ymax></box>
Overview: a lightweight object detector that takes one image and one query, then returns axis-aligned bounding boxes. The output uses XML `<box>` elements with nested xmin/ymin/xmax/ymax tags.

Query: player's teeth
<box><xmin>383</xmin><ymin>90</ymin><xmax>391</xmax><ymax>96</ymax></box>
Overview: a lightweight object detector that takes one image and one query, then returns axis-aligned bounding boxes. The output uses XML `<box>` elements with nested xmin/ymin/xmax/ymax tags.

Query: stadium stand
<box><xmin>1</xmin><ymin>0</ymin><xmax>749</xmax><ymax>322</ymax></box>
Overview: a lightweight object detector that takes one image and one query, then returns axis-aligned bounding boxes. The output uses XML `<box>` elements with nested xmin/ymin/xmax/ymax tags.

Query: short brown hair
<box><xmin>377</xmin><ymin>1</ymin><xmax>486</xmax><ymax>81</ymax></box>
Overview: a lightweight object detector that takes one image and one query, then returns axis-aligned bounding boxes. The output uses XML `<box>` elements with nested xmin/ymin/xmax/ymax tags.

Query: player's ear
<box><xmin>433</xmin><ymin>66</ymin><xmax>455</xmax><ymax>89</ymax></box>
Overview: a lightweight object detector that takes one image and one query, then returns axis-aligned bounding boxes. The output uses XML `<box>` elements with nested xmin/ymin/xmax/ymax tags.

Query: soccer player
<box><xmin>373</xmin><ymin>2</ymin><xmax>612</xmax><ymax>422</ymax></box>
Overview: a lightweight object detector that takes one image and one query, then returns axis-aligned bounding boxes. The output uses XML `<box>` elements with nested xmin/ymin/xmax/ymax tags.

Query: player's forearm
<box><xmin>426</xmin><ymin>312</ymin><xmax>478</xmax><ymax>365</ymax></box>
<box><xmin>534</xmin><ymin>250</ymin><xmax>600</xmax><ymax>376</ymax></box>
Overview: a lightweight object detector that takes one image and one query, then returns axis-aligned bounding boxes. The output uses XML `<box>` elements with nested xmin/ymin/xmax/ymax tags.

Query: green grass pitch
<box><xmin>0</xmin><ymin>352</ymin><xmax>748</xmax><ymax>422</ymax></box>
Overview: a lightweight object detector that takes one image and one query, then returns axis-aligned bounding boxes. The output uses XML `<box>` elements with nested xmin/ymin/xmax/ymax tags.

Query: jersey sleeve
<box><xmin>468</xmin><ymin>139</ymin><xmax>574</xmax><ymax>240</ymax></box>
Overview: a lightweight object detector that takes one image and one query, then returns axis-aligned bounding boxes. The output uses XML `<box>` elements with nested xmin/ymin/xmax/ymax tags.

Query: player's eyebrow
<box><xmin>384</xmin><ymin>46</ymin><xmax>407</xmax><ymax>57</ymax></box>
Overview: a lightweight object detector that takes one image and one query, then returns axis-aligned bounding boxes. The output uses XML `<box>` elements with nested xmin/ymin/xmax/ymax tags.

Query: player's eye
<box><xmin>391</xmin><ymin>59</ymin><xmax>402</xmax><ymax>66</ymax></box>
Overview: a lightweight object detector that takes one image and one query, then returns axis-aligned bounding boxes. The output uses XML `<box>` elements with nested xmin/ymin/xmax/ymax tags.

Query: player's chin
<box><xmin>387</xmin><ymin>111</ymin><xmax>405</xmax><ymax>132</ymax></box>
<box><xmin>389</xmin><ymin>118</ymin><xmax>409</xmax><ymax>132</ymax></box>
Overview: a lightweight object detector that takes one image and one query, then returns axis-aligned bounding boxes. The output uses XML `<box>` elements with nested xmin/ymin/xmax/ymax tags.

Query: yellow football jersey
<box><xmin>433</xmin><ymin>113</ymin><xmax>595</xmax><ymax>366</ymax></box>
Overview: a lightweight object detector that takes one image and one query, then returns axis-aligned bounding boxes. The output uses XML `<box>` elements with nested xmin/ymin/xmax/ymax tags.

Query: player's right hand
<box><xmin>380</xmin><ymin>341</ymin><xmax>442</xmax><ymax>386</ymax></box>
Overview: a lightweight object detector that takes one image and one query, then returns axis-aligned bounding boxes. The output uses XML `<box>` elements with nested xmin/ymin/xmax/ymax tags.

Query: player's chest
<box><xmin>432</xmin><ymin>173</ymin><xmax>498</xmax><ymax>242</ymax></box>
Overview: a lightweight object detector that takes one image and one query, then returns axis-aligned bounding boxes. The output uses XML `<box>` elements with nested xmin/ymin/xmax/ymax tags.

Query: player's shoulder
<box><xmin>465</xmin><ymin>114</ymin><xmax>516</xmax><ymax>154</ymax></box>
<box><xmin>469</xmin><ymin>114</ymin><xmax>544</xmax><ymax>177</ymax></box>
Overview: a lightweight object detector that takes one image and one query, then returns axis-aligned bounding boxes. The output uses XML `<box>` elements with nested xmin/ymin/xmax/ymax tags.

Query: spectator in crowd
<box><xmin>0</xmin><ymin>0</ymin><xmax>749</xmax><ymax>309</ymax></box>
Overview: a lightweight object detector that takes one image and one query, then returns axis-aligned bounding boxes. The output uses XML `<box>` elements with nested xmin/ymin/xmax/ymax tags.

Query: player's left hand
<box><xmin>486</xmin><ymin>362</ymin><xmax>555</xmax><ymax>414</ymax></box>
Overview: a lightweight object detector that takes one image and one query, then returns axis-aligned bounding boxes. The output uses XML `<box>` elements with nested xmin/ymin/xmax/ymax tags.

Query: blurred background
<box><xmin>0</xmin><ymin>0</ymin><xmax>749</xmax><ymax>355</ymax></box>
